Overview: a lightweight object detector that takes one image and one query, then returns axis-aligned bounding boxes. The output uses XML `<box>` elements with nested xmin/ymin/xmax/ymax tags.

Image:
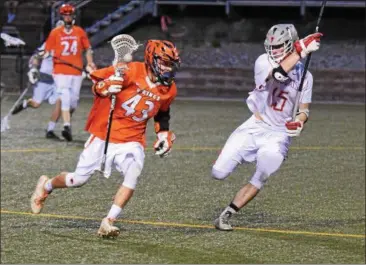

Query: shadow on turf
<box><xmin>208</xmin><ymin>207</ymin><xmax>365</xmax><ymax>228</ymax></box>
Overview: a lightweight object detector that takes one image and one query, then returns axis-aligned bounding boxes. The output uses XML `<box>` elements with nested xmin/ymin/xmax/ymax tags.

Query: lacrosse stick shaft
<box><xmin>100</xmin><ymin>94</ymin><xmax>116</xmax><ymax>173</ymax></box>
<box><xmin>1</xmin><ymin>83</ymin><xmax>32</xmax><ymax>132</ymax></box>
<box><xmin>5</xmin><ymin>83</ymin><xmax>31</xmax><ymax>116</ymax></box>
<box><xmin>292</xmin><ymin>0</ymin><xmax>327</xmax><ymax>121</ymax></box>
<box><xmin>50</xmin><ymin>55</ymin><xmax>103</xmax><ymax>81</ymax></box>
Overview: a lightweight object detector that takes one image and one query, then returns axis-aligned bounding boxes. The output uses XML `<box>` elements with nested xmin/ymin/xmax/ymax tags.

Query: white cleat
<box><xmin>30</xmin><ymin>175</ymin><xmax>49</xmax><ymax>214</ymax></box>
<box><xmin>214</xmin><ymin>212</ymin><xmax>234</xmax><ymax>231</ymax></box>
<box><xmin>98</xmin><ymin>217</ymin><xmax>120</xmax><ymax>238</ymax></box>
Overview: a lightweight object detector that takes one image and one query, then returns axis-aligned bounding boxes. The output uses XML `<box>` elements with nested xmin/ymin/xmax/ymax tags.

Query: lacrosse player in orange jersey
<box><xmin>30</xmin><ymin>37</ymin><xmax>181</xmax><ymax>238</ymax></box>
<box><xmin>44</xmin><ymin>3</ymin><xmax>96</xmax><ymax>141</ymax></box>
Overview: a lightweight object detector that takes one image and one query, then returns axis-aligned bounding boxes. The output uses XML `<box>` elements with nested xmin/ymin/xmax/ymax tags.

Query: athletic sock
<box><xmin>221</xmin><ymin>202</ymin><xmax>240</xmax><ymax>217</ymax></box>
<box><xmin>47</xmin><ymin>121</ymin><xmax>56</xmax><ymax>132</ymax></box>
<box><xmin>44</xmin><ymin>179</ymin><xmax>53</xmax><ymax>192</ymax></box>
<box><xmin>107</xmin><ymin>204</ymin><xmax>122</xmax><ymax>220</ymax></box>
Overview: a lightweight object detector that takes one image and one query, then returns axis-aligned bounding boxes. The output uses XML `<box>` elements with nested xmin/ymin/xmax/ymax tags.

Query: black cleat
<box><xmin>62</xmin><ymin>125</ymin><xmax>73</xmax><ymax>142</ymax></box>
<box><xmin>45</xmin><ymin>130</ymin><xmax>61</xmax><ymax>141</ymax></box>
<box><xmin>11</xmin><ymin>100</ymin><xmax>27</xmax><ymax>115</ymax></box>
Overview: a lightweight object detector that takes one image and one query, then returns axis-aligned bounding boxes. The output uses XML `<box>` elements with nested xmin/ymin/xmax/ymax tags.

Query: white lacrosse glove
<box><xmin>154</xmin><ymin>131</ymin><xmax>176</xmax><ymax>158</ymax></box>
<box><xmin>37</xmin><ymin>50</ymin><xmax>50</xmax><ymax>59</ymax></box>
<box><xmin>27</xmin><ymin>67</ymin><xmax>40</xmax><ymax>84</ymax></box>
<box><xmin>93</xmin><ymin>75</ymin><xmax>124</xmax><ymax>97</ymax></box>
<box><xmin>294</xmin><ymin>32</ymin><xmax>323</xmax><ymax>58</ymax></box>
<box><xmin>285</xmin><ymin>118</ymin><xmax>304</xmax><ymax>137</ymax></box>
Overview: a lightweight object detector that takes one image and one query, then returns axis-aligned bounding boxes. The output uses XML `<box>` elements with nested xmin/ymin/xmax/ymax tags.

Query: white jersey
<box><xmin>246</xmin><ymin>53</ymin><xmax>313</xmax><ymax>132</ymax></box>
<box><xmin>36</xmin><ymin>43</ymin><xmax>53</xmax><ymax>75</ymax></box>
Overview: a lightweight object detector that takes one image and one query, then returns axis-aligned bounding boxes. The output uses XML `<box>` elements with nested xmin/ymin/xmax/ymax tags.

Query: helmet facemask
<box><xmin>264</xmin><ymin>24</ymin><xmax>298</xmax><ymax>64</ymax></box>
<box><xmin>265</xmin><ymin>39</ymin><xmax>294</xmax><ymax>64</ymax></box>
<box><xmin>152</xmin><ymin>55</ymin><xmax>180</xmax><ymax>86</ymax></box>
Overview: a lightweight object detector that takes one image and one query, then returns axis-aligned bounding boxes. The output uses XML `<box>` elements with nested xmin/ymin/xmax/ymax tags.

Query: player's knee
<box><xmin>65</xmin><ymin>172</ymin><xmax>90</xmax><ymax>188</ymax></box>
<box><xmin>121</xmin><ymin>159</ymin><xmax>143</xmax><ymax>190</ymax></box>
<box><xmin>61</xmin><ymin>91</ymin><xmax>71</xmax><ymax>111</ymax></box>
<box><xmin>249</xmin><ymin>170</ymin><xmax>268</xmax><ymax>190</ymax></box>
<box><xmin>212</xmin><ymin>167</ymin><xmax>230</xmax><ymax>180</ymax></box>
<box><xmin>61</xmin><ymin>100</ymin><xmax>70</xmax><ymax>111</ymax></box>
<box><xmin>30</xmin><ymin>101</ymin><xmax>41</xmax><ymax>108</ymax></box>
<box><xmin>257</xmin><ymin>149</ymin><xmax>284</xmax><ymax>176</ymax></box>
<box><xmin>70</xmin><ymin>99</ymin><xmax>79</xmax><ymax>110</ymax></box>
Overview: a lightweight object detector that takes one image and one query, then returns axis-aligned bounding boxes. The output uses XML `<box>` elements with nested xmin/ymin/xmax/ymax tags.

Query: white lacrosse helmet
<box><xmin>264</xmin><ymin>24</ymin><xmax>299</xmax><ymax>65</ymax></box>
<box><xmin>111</xmin><ymin>34</ymin><xmax>140</xmax><ymax>65</ymax></box>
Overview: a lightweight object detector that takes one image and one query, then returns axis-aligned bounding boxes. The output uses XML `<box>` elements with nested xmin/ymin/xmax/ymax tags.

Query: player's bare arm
<box><xmin>85</xmin><ymin>48</ymin><xmax>96</xmax><ymax>72</ymax></box>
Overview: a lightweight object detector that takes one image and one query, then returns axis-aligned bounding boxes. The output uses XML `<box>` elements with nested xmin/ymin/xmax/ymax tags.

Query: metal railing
<box><xmin>154</xmin><ymin>0</ymin><xmax>365</xmax><ymax>16</ymax></box>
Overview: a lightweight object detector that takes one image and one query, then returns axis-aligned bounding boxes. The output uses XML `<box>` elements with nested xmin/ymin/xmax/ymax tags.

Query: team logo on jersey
<box><xmin>136</xmin><ymin>88</ymin><xmax>160</xmax><ymax>101</ymax></box>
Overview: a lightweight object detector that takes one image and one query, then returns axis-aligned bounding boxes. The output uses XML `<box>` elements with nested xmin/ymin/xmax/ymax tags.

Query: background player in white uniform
<box><xmin>212</xmin><ymin>24</ymin><xmax>323</xmax><ymax>231</ymax></box>
<box><xmin>11</xmin><ymin>21</ymin><xmax>64</xmax><ymax>140</ymax></box>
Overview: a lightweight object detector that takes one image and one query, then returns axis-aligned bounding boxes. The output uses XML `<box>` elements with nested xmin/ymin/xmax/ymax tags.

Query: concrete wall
<box><xmin>1</xmin><ymin>55</ymin><xmax>364</xmax><ymax>102</ymax></box>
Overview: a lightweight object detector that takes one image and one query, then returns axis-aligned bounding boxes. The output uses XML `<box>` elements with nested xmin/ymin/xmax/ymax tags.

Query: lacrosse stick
<box><xmin>92</xmin><ymin>34</ymin><xmax>140</xmax><ymax>179</ymax></box>
<box><xmin>0</xmin><ymin>33</ymin><xmax>26</xmax><ymax>47</ymax></box>
<box><xmin>47</xmin><ymin>55</ymin><xmax>103</xmax><ymax>81</ymax></box>
<box><xmin>292</xmin><ymin>0</ymin><xmax>327</xmax><ymax>121</ymax></box>
<box><xmin>1</xmin><ymin>83</ymin><xmax>32</xmax><ymax>132</ymax></box>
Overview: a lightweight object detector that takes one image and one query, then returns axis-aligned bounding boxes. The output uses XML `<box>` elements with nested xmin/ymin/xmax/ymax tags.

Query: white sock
<box><xmin>44</xmin><ymin>179</ymin><xmax>53</xmax><ymax>192</ymax></box>
<box><xmin>47</xmin><ymin>121</ymin><xmax>56</xmax><ymax>132</ymax></box>
<box><xmin>64</xmin><ymin>122</ymin><xmax>70</xmax><ymax>127</ymax></box>
<box><xmin>107</xmin><ymin>204</ymin><xmax>122</xmax><ymax>220</ymax></box>
<box><xmin>22</xmin><ymin>99</ymin><xmax>28</xmax><ymax>108</ymax></box>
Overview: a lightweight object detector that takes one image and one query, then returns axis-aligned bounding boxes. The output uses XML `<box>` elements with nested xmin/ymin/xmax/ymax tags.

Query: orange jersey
<box><xmin>45</xmin><ymin>26</ymin><xmax>91</xmax><ymax>75</ymax></box>
<box><xmin>85</xmin><ymin>62</ymin><xmax>177</xmax><ymax>147</ymax></box>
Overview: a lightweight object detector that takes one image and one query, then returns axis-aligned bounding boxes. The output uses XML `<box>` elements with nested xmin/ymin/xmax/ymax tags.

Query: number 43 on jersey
<box><xmin>122</xmin><ymin>94</ymin><xmax>154</xmax><ymax>122</ymax></box>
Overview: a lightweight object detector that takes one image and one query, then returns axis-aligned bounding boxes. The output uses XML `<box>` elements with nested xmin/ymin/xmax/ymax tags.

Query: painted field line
<box><xmin>1</xmin><ymin>146</ymin><xmax>364</xmax><ymax>153</ymax></box>
<box><xmin>1</xmin><ymin>209</ymin><xmax>364</xmax><ymax>239</ymax></box>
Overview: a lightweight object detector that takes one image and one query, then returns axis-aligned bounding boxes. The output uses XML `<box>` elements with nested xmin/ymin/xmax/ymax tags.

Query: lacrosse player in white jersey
<box><xmin>11</xmin><ymin>20</ymin><xmax>65</xmax><ymax>140</ymax></box>
<box><xmin>212</xmin><ymin>24</ymin><xmax>323</xmax><ymax>231</ymax></box>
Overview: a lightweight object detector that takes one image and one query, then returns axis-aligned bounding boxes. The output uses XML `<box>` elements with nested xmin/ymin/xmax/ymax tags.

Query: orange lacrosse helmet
<box><xmin>59</xmin><ymin>3</ymin><xmax>75</xmax><ymax>15</ymax></box>
<box><xmin>144</xmin><ymin>40</ymin><xmax>180</xmax><ymax>86</ymax></box>
<box><xmin>59</xmin><ymin>4</ymin><xmax>75</xmax><ymax>28</ymax></box>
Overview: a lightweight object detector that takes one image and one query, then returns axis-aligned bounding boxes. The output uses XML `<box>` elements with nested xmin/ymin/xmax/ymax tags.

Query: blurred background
<box><xmin>0</xmin><ymin>0</ymin><xmax>365</xmax><ymax>102</ymax></box>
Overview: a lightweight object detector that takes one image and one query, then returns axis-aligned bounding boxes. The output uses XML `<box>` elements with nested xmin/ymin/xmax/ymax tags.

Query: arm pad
<box><xmin>272</xmin><ymin>65</ymin><xmax>289</xmax><ymax>82</ymax></box>
<box><xmin>154</xmin><ymin>108</ymin><xmax>170</xmax><ymax>133</ymax></box>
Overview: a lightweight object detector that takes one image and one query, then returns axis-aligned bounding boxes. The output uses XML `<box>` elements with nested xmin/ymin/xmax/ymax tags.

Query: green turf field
<box><xmin>1</xmin><ymin>98</ymin><xmax>365</xmax><ymax>264</ymax></box>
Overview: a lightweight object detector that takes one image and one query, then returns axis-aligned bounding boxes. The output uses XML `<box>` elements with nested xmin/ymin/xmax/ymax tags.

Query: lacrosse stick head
<box><xmin>0</xmin><ymin>33</ymin><xmax>26</xmax><ymax>47</ymax></box>
<box><xmin>264</xmin><ymin>24</ymin><xmax>299</xmax><ymax>65</ymax></box>
<box><xmin>1</xmin><ymin>115</ymin><xmax>10</xmax><ymax>133</ymax></box>
<box><xmin>111</xmin><ymin>34</ymin><xmax>140</xmax><ymax>66</ymax></box>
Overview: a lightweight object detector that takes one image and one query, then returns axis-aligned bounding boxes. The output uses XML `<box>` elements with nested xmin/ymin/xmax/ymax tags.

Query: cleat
<box><xmin>11</xmin><ymin>99</ymin><xmax>27</xmax><ymax>115</ymax></box>
<box><xmin>97</xmin><ymin>217</ymin><xmax>120</xmax><ymax>238</ymax></box>
<box><xmin>62</xmin><ymin>125</ymin><xmax>72</xmax><ymax>142</ymax></box>
<box><xmin>46</xmin><ymin>130</ymin><xmax>61</xmax><ymax>141</ymax></box>
<box><xmin>214</xmin><ymin>212</ymin><xmax>234</xmax><ymax>231</ymax></box>
<box><xmin>30</xmin><ymin>175</ymin><xmax>49</xmax><ymax>214</ymax></box>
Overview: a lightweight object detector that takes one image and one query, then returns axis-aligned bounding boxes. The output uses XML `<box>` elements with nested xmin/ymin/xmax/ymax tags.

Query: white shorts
<box><xmin>75</xmin><ymin>135</ymin><xmax>145</xmax><ymax>178</ymax></box>
<box><xmin>213</xmin><ymin>116</ymin><xmax>291</xmax><ymax>174</ymax></box>
<box><xmin>53</xmin><ymin>74</ymin><xmax>83</xmax><ymax>110</ymax></box>
<box><xmin>32</xmin><ymin>82</ymin><xmax>58</xmax><ymax>105</ymax></box>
